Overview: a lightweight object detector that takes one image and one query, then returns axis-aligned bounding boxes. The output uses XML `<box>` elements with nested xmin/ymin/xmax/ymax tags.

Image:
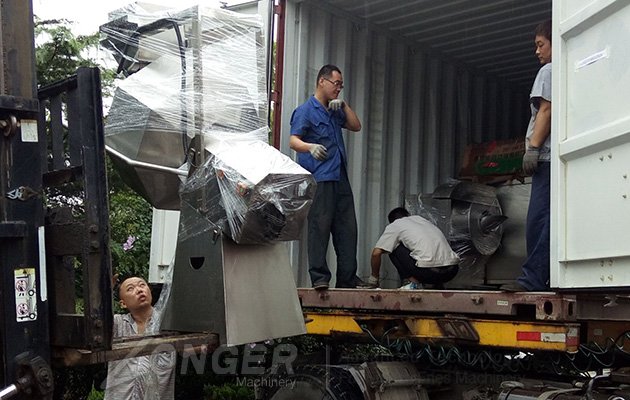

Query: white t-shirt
<box><xmin>374</xmin><ymin>215</ymin><xmax>460</xmax><ymax>268</ymax></box>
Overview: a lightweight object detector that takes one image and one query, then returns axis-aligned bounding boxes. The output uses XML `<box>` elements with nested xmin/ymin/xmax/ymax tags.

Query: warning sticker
<box><xmin>14</xmin><ymin>268</ymin><xmax>37</xmax><ymax>322</ymax></box>
<box><xmin>21</xmin><ymin>120</ymin><xmax>38</xmax><ymax>143</ymax></box>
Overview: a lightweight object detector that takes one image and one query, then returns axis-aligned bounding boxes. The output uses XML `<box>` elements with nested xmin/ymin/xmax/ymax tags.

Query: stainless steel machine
<box><xmin>409</xmin><ymin>180</ymin><xmax>509</xmax><ymax>288</ymax></box>
<box><xmin>100</xmin><ymin>3</ymin><xmax>314</xmax><ymax>345</ymax></box>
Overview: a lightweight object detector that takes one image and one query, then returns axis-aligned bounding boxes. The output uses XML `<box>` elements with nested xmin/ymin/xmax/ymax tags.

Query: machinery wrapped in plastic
<box><xmin>100</xmin><ymin>2</ymin><xmax>315</xmax><ymax>244</ymax></box>
<box><xmin>101</xmin><ymin>2</ymin><xmax>310</xmax><ymax>345</ymax></box>
<box><xmin>407</xmin><ymin>180</ymin><xmax>507</xmax><ymax>288</ymax></box>
<box><xmin>179</xmin><ymin>135</ymin><xmax>316</xmax><ymax>244</ymax></box>
<box><xmin>100</xmin><ymin>2</ymin><xmax>269</xmax><ymax>210</ymax></box>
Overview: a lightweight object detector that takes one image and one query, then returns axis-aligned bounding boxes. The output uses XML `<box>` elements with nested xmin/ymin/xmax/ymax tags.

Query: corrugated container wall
<box><xmin>279</xmin><ymin>1</ymin><xmax>532</xmax><ymax>287</ymax></box>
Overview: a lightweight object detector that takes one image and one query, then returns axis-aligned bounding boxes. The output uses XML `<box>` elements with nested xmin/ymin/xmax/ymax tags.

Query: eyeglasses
<box><xmin>323</xmin><ymin>77</ymin><xmax>344</xmax><ymax>89</ymax></box>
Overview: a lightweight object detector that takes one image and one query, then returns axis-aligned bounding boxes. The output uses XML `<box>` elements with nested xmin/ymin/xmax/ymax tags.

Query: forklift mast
<box><xmin>1</xmin><ymin>1</ymin><xmax>113</xmax><ymax>398</ymax></box>
<box><xmin>0</xmin><ymin>0</ymin><xmax>49</xmax><ymax>392</ymax></box>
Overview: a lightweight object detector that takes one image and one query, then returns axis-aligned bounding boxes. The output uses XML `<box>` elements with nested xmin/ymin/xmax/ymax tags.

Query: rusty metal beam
<box><xmin>298</xmin><ymin>288</ymin><xmax>577</xmax><ymax>322</ymax></box>
<box><xmin>51</xmin><ymin>332</ymin><xmax>219</xmax><ymax>367</ymax></box>
<box><xmin>575</xmin><ymin>294</ymin><xmax>630</xmax><ymax>321</ymax></box>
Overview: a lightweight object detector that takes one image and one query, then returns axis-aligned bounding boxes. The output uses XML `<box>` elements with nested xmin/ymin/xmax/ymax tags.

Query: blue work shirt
<box><xmin>290</xmin><ymin>95</ymin><xmax>348</xmax><ymax>182</ymax></box>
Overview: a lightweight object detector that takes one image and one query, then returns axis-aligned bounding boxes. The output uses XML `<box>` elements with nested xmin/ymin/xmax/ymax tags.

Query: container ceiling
<box><xmin>312</xmin><ymin>0</ymin><xmax>552</xmax><ymax>90</ymax></box>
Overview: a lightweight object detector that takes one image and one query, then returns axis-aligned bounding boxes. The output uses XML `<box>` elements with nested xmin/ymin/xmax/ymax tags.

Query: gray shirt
<box><xmin>104</xmin><ymin>311</ymin><xmax>175</xmax><ymax>400</ymax></box>
<box><xmin>525</xmin><ymin>62</ymin><xmax>552</xmax><ymax>161</ymax></box>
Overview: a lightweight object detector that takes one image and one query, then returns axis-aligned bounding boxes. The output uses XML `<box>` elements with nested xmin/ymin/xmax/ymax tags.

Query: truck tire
<box><xmin>267</xmin><ymin>365</ymin><xmax>363</xmax><ymax>400</ymax></box>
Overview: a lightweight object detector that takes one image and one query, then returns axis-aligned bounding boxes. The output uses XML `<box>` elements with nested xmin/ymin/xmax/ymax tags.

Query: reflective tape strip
<box><xmin>517</xmin><ymin>331</ymin><xmax>542</xmax><ymax>342</ymax></box>
<box><xmin>566</xmin><ymin>327</ymin><xmax>580</xmax><ymax>346</ymax></box>
<box><xmin>517</xmin><ymin>331</ymin><xmax>568</xmax><ymax>343</ymax></box>
<box><xmin>541</xmin><ymin>333</ymin><xmax>567</xmax><ymax>343</ymax></box>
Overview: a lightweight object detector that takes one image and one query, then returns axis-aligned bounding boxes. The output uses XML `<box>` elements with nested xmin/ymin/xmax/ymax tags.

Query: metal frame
<box><xmin>39</xmin><ymin>67</ymin><xmax>223</xmax><ymax>368</ymax></box>
<box><xmin>38</xmin><ymin>67</ymin><xmax>113</xmax><ymax>352</ymax></box>
<box><xmin>0</xmin><ymin>100</ymin><xmax>47</xmax><ymax>389</ymax></box>
<box><xmin>53</xmin><ymin>332</ymin><xmax>218</xmax><ymax>367</ymax></box>
<box><xmin>298</xmin><ymin>288</ymin><xmax>578</xmax><ymax>322</ymax></box>
<box><xmin>0</xmin><ymin>0</ymin><xmax>49</xmax><ymax>389</ymax></box>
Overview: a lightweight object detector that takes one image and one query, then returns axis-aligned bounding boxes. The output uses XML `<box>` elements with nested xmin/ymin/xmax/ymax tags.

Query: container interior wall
<box><xmin>280</xmin><ymin>1</ymin><xmax>531</xmax><ymax>288</ymax></box>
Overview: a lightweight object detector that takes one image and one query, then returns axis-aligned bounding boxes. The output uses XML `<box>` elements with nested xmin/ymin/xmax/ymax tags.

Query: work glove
<box><xmin>522</xmin><ymin>145</ymin><xmax>540</xmax><ymax>176</ymax></box>
<box><xmin>309</xmin><ymin>144</ymin><xmax>328</xmax><ymax>161</ymax></box>
<box><xmin>328</xmin><ymin>99</ymin><xmax>344</xmax><ymax>111</ymax></box>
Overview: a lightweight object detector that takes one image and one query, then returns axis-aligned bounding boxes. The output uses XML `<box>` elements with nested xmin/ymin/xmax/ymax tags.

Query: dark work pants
<box><xmin>307</xmin><ymin>168</ymin><xmax>358</xmax><ymax>288</ymax></box>
<box><xmin>518</xmin><ymin>162</ymin><xmax>550</xmax><ymax>290</ymax></box>
<box><xmin>389</xmin><ymin>245</ymin><xmax>459</xmax><ymax>285</ymax></box>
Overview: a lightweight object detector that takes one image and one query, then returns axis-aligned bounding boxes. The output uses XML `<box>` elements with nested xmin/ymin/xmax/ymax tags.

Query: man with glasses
<box><xmin>289</xmin><ymin>64</ymin><xmax>362</xmax><ymax>289</ymax></box>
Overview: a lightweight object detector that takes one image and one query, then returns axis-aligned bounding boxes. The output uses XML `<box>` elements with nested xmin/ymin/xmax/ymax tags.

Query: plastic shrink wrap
<box><xmin>100</xmin><ymin>2</ymin><xmax>315</xmax><ymax>244</ymax></box>
<box><xmin>406</xmin><ymin>180</ymin><xmax>506</xmax><ymax>288</ymax></box>
<box><xmin>179</xmin><ymin>135</ymin><xmax>316</xmax><ymax>244</ymax></box>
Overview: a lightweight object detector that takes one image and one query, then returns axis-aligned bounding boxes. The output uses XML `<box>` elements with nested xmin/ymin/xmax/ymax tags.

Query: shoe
<box><xmin>313</xmin><ymin>281</ymin><xmax>329</xmax><ymax>290</ymax></box>
<box><xmin>356</xmin><ymin>275</ymin><xmax>379</xmax><ymax>289</ymax></box>
<box><xmin>500</xmin><ymin>282</ymin><xmax>529</xmax><ymax>292</ymax></box>
<box><xmin>399</xmin><ymin>282</ymin><xmax>419</xmax><ymax>290</ymax></box>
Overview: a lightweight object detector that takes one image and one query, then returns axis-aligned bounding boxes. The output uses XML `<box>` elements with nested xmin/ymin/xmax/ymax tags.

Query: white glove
<box><xmin>522</xmin><ymin>145</ymin><xmax>540</xmax><ymax>176</ymax></box>
<box><xmin>328</xmin><ymin>99</ymin><xmax>344</xmax><ymax>111</ymax></box>
<box><xmin>309</xmin><ymin>144</ymin><xmax>328</xmax><ymax>161</ymax></box>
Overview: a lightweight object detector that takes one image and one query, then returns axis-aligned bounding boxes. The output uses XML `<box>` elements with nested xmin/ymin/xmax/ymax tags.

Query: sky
<box><xmin>33</xmin><ymin>0</ymin><xmax>140</xmax><ymax>35</ymax></box>
<box><xmin>33</xmin><ymin>0</ymin><xmax>242</xmax><ymax>35</ymax></box>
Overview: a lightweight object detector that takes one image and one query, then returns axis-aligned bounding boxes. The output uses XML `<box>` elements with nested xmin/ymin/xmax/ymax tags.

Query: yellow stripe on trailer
<box><xmin>305</xmin><ymin>312</ymin><xmax>580</xmax><ymax>352</ymax></box>
<box><xmin>405</xmin><ymin>318</ymin><xmax>579</xmax><ymax>351</ymax></box>
<box><xmin>306</xmin><ymin>313</ymin><xmax>365</xmax><ymax>335</ymax></box>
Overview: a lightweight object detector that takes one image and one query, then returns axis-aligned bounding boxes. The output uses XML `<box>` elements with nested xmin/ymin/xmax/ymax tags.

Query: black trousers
<box><xmin>307</xmin><ymin>168</ymin><xmax>358</xmax><ymax>288</ymax></box>
<box><xmin>389</xmin><ymin>244</ymin><xmax>458</xmax><ymax>285</ymax></box>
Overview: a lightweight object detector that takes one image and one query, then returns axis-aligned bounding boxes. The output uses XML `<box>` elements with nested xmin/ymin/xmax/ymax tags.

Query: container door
<box><xmin>552</xmin><ymin>0</ymin><xmax>630</xmax><ymax>289</ymax></box>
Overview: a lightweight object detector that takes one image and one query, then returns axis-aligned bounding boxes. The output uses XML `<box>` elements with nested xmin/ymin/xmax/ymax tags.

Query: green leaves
<box><xmin>34</xmin><ymin>16</ymin><xmax>115</xmax><ymax>95</ymax></box>
<box><xmin>108</xmin><ymin>176</ymin><xmax>152</xmax><ymax>280</ymax></box>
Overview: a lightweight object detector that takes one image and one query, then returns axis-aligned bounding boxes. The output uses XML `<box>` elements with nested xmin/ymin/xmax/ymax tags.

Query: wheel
<box><xmin>266</xmin><ymin>365</ymin><xmax>363</xmax><ymax>400</ymax></box>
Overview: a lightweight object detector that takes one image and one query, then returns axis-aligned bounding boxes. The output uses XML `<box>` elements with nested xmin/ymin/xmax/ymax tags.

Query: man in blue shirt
<box><xmin>289</xmin><ymin>64</ymin><xmax>362</xmax><ymax>289</ymax></box>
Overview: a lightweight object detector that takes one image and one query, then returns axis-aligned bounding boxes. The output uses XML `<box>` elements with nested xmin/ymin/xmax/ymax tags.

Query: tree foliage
<box><xmin>108</xmin><ymin>187</ymin><xmax>152</xmax><ymax>280</ymax></box>
<box><xmin>35</xmin><ymin>17</ymin><xmax>116</xmax><ymax>94</ymax></box>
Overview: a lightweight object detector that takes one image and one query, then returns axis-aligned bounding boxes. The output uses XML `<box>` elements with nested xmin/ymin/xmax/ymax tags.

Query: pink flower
<box><xmin>122</xmin><ymin>235</ymin><xmax>136</xmax><ymax>251</ymax></box>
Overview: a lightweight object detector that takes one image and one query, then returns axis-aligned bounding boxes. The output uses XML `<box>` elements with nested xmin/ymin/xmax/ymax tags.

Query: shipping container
<box><xmin>275</xmin><ymin>0</ymin><xmax>630</xmax><ymax>290</ymax></box>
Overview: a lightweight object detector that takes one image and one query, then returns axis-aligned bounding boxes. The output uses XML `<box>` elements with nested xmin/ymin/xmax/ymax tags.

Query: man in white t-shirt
<box><xmin>366</xmin><ymin>207</ymin><xmax>459</xmax><ymax>289</ymax></box>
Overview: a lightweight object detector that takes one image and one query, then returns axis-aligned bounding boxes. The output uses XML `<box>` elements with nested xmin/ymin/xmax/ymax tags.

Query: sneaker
<box><xmin>312</xmin><ymin>281</ymin><xmax>329</xmax><ymax>290</ymax></box>
<box><xmin>399</xmin><ymin>282</ymin><xmax>419</xmax><ymax>290</ymax></box>
<box><xmin>356</xmin><ymin>275</ymin><xmax>379</xmax><ymax>289</ymax></box>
